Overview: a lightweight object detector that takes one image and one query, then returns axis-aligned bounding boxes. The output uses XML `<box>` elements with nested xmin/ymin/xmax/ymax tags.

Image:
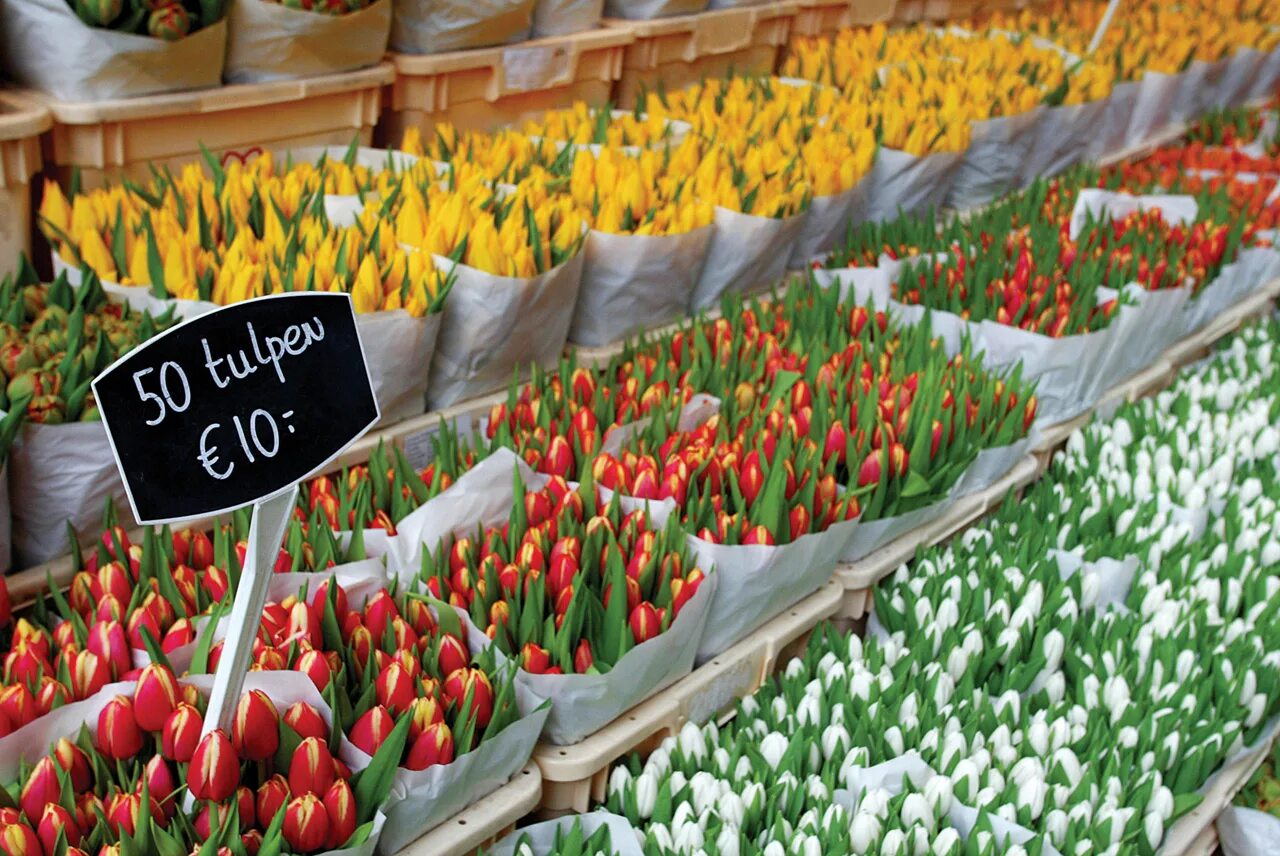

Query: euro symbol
<box><xmin>199</xmin><ymin>423</ymin><xmax>234</xmax><ymax>480</ymax></box>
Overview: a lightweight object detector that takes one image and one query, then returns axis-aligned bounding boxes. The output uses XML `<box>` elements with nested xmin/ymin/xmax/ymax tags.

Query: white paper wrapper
<box><xmin>1068</xmin><ymin>189</ymin><xmax>1198</xmax><ymax>241</ymax></box>
<box><xmin>1170</xmin><ymin>63</ymin><xmax>1214</xmax><ymax>128</ymax></box>
<box><xmin>391</xmin><ymin>0</ymin><xmax>533</xmax><ymax>53</ymax></box>
<box><xmin>690</xmin><ymin>523</ymin><xmax>853</xmax><ymax>663</ymax></box>
<box><xmin>466</xmin><ymin>571</ymin><xmax>715</xmax><ymax>745</ymax></box>
<box><xmin>1103</xmin><ymin>284</ymin><xmax>1189</xmax><ymax>387</ymax></box>
<box><xmin>1051</xmin><ymin>550</ymin><xmax>1139</xmax><ymax>612</ymax></box>
<box><xmin>532</xmin><ymin>0</ymin><xmax>604</xmax><ymax>35</ymax></box>
<box><xmin>690</xmin><ymin>207</ymin><xmax>807</xmax><ymax>311</ymax></box>
<box><xmin>9</xmin><ymin>420</ymin><xmax>132</xmax><ymax>567</ymax></box>
<box><xmin>787</xmin><ymin>182</ymin><xmax>866</xmax><ymax>269</ymax></box>
<box><xmin>603</xmin><ymin>0</ymin><xmax>708</xmax><ymax>17</ymax></box>
<box><xmin>1218</xmin><ymin>806</ymin><xmax>1280</xmax><ymax>856</ymax></box>
<box><xmin>0</xmin><ymin>461</ymin><xmax>10</xmax><ymax>574</ymax></box>
<box><xmin>0</xmin><ymin>0</ymin><xmax>226</xmax><ymax>101</ymax></box>
<box><xmin>1219</xmin><ymin>48</ymin><xmax>1264</xmax><ymax>107</ymax></box>
<box><xmin>1126</xmin><ymin>72</ymin><xmax>1180</xmax><ymax>149</ymax></box>
<box><xmin>340</xmin><ymin>661</ymin><xmax>549</xmax><ymax>854</ymax></box>
<box><xmin>570</xmin><ymin>226</ymin><xmax>713</xmax><ymax>348</ymax></box>
<box><xmin>1091</xmin><ymin>81</ymin><xmax>1138</xmax><ymax>161</ymax></box>
<box><xmin>1022</xmin><ymin>99</ymin><xmax>1108</xmax><ymax>182</ymax></box>
<box><xmin>427</xmin><ymin>251</ymin><xmax>584</xmax><ymax>409</ymax></box>
<box><xmin>946</xmin><ymin>108</ymin><xmax>1044</xmax><ymax>211</ymax></box>
<box><xmin>224</xmin><ymin>0</ymin><xmax>391</xmax><ymax>84</ymax></box>
<box><xmin>859</xmin><ymin>148</ymin><xmax>964</xmax><ymax>225</ymax></box>
<box><xmin>487</xmin><ymin>813</ymin><xmax>645</xmax><ymax>856</ymax></box>
<box><xmin>1182</xmin><ymin>247</ymin><xmax>1280</xmax><ymax>337</ymax></box>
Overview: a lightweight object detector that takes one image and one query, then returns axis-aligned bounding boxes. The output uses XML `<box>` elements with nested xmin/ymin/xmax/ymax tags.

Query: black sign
<box><xmin>93</xmin><ymin>293</ymin><xmax>379</xmax><ymax>524</ymax></box>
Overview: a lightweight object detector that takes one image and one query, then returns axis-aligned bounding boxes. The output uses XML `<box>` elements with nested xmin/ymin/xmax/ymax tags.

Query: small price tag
<box><xmin>92</xmin><ymin>293</ymin><xmax>379</xmax><ymax>525</ymax></box>
<box><xmin>502</xmin><ymin>44</ymin><xmax>571</xmax><ymax>93</ymax></box>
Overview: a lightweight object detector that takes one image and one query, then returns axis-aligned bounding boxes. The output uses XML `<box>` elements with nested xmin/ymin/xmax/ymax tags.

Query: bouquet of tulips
<box><xmin>0</xmin><ymin>261</ymin><xmax>176</xmax><ymax>567</ymax></box>
<box><xmin>0</xmin><ymin>673</ymin><xmax>405</xmax><ymax>855</ymax></box>
<box><xmin>400</xmin><ymin>459</ymin><xmax>712</xmax><ymax>745</ymax></box>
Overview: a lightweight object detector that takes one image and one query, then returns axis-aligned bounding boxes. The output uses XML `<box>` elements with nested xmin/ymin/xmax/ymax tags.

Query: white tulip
<box><xmin>634</xmin><ymin>772</ymin><xmax>658</xmax><ymax>818</ymax></box>
<box><xmin>763</xmin><ymin>841</ymin><xmax>785</xmax><ymax>856</ymax></box>
<box><xmin>880</xmin><ymin>828</ymin><xmax>907</xmax><ymax>856</ymax></box>
<box><xmin>923</xmin><ymin>775</ymin><xmax>953</xmax><ymax>816</ymax></box>
<box><xmin>850</xmin><ymin>811</ymin><xmax>881</xmax><ymax>855</ymax></box>
<box><xmin>648</xmin><ymin>823</ymin><xmax>673</xmax><ymax>851</ymax></box>
<box><xmin>716</xmin><ymin>828</ymin><xmax>740</xmax><ymax>856</ymax></box>
<box><xmin>900</xmin><ymin>793</ymin><xmax>934</xmax><ymax>831</ymax></box>
<box><xmin>608</xmin><ymin>765</ymin><xmax>632</xmax><ymax>799</ymax></box>
<box><xmin>760</xmin><ymin>733</ymin><xmax>788</xmax><ymax>769</ymax></box>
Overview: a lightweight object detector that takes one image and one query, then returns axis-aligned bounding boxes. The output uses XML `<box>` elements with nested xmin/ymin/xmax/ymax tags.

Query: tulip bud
<box><xmin>0</xmin><ymin>821</ymin><xmax>41</xmax><ymax>856</ymax></box>
<box><xmin>53</xmin><ymin>738</ymin><xmax>92</xmax><ymax>793</ymax></box>
<box><xmin>284</xmin><ymin>702</ymin><xmax>328</xmax><ymax>742</ymax></box>
<box><xmin>521</xmin><ymin>643</ymin><xmax>551</xmax><ymax>674</ymax></box>
<box><xmin>132</xmin><ymin>663</ymin><xmax>180</xmax><ymax>731</ymax></box>
<box><xmin>86</xmin><ymin>620</ymin><xmax>130</xmax><ymax>679</ymax></box>
<box><xmin>293</xmin><ymin>649</ymin><xmax>331</xmax><ymax>692</ymax></box>
<box><xmin>68</xmin><ymin>649</ymin><xmax>109</xmax><ymax>700</ymax></box>
<box><xmin>349</xmin><ymin>706</ymin><xmax>394</xmax><ymax>757</ymax></box>
<box><xmin>19</xmin><ymin>757</ymin><xmax>60</xmax><ymax>827</ymax></box>
<box><xmin>407</xmin><ymin>696</ymin><xmax>444</xmax><ymax>740</ymax></box>
<box><xmin>97</xmin><ymin>695</ymin><xmax>144</xmax><ymax>760</ymax></box>
<box><xmin>232</xmin><ymin>690</ymin><xmax>280</xmax><ymax>761</ymax></box>
<box><xmin>188</xmin><ymin>729</ymin><xmax>239</xmax><ymax>803</ymax></box>
<box><xmin>37</xmin><ymin>804</ymin><xmax>80</xmax><ymax>853</ymax></box>
<box><xmin>436</xmin><ymin>633</ymin><xmax>469</xmax><ymax>677</ymax></box>
<box><xmin>443</xmin><ymin>668</ymin><xmax>493</xmax><ymax>728</ymax></box>
<box><xmin>161</xmin><ymin>702</ymin><xmax>202</xmax><ymax>762</ymax></box>
<box><xmin>257</xmin><ymin>775</ymin><xmax>290</xmax><ymax>826</ymax></box>
<box><xmin>283</xmin><ymin>794</ymin><xmax>329</xmax><ymax>854</ymax></box>
<box><xmin>375</xmin><ymin>662</ymin><xmax>416</xmax><ymax>716</ymax></box>
<box><xmin>629</xmin><ymin>602</ymin><xmax>661</xmax><ymax>644</ymax></box>
<box><xmin>405</xmin><ymin>722</ymin><xmax>454</xmax><ymax>771</ymax></box>
<box><xmin>142</xmin><ymin>755</ymin><xmax>178</xmax><ymax>817</ymax></box>
<box><xmin>323</xmin><ymin>780</ymin><xmax>356</xmax><ymax>849</ymax></box>
<box><xmin>289</xmin><ymin>737</ymin><xmax>335</xmax><ymax>798</ymax></box>
<box><xmin>574</xmin><ymin>639</ymin><xmax>593</xmax><ymax>674</ymax></box>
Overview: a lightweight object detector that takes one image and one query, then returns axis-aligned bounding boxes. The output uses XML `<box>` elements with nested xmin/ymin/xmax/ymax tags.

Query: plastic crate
<box><xmin>790</xmin><ymin>0</ymin><xmax>896</xmax><ymax>38</ymax></box>
<box><xmin>0</xmin><ymin>91</ymin><xmax>50</xmax><ymax>273</ymax></box>
<box><xmin>383</xmin><ymin>29</ymin><xmax>633</xmax><ymax>144</ymax></box>
<box><xmin>922</xmin><ymin>0</ymin><xmax>979</xmax><ymax>19</ymax></box>
<box><xmin>534</xmin><ymin>581</ymin><xmax>843</xmax><ymax>814</ymax></box>
<box><xmin>394</xmin><ymin>765</ymin><xmax>542</xmax><ymax>856</ymax></box>
<box><xmin>37</xmin><ymin>65</ymin><xmax>391</xmax><ymax>190</ymax></box>
<box><xmin>606</xmin><ymin>2</ymin><xmax>799</xmax><ymax>109</ymax></box>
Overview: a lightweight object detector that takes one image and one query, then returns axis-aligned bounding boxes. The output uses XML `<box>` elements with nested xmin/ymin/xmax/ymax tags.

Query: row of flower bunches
<box><xmin>492</xmin><ymin>312</ymin><xmax>1280</xmax><ymax>856</ymax></box>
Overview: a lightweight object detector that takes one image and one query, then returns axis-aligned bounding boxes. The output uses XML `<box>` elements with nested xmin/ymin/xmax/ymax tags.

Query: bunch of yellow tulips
<box><xmin>522</xmin><ymin>103</ymin><xmax>681</xmax><ymax>149</ymax></box>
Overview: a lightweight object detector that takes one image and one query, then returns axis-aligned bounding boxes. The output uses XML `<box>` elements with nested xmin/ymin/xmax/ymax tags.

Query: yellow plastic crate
<box><xmin>0</xmin><ymin>91</ymin><xmax>49</xmax><ymax>272</ymax></box>
<box><xmin>37</xmin><ymin>64</ymin><xmax>391</xmax><ymax>189</ymax></box>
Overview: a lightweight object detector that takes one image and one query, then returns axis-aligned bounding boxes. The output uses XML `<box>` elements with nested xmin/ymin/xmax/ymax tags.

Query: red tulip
<box><xmin>294</xmin><ymin>649</ymin><xmax>331</xmax><ymax>692</ymax></box>
<box><xmin>187</xmin><ymin>729</ymin><xmax>239</xmax><ymax>803</ymax></box>
<box><xmin>374</xmin><ymin>662</ymin><xmax>416</xmax><ymax>716</ymax></box>
<box><xmin>323</xmin><ymin>780</ymin><xmax>356</xmax><ymax>849</ymax></box>
<box><xmin>405</xmin><ymin>721</ymin><xmax>454</xmax><ymax>771</ymax></box>
<box><xmin>521</xmin><ymin>643</ymin><xmax>551</xmax><ymax>674</ymax></box>
<box><xmin>0</xmin><ymin>821</ymin><xmax>40</xmax><ymax>856</ymax></box>
<box><xmin>232</xmin><ymin>690</ymin><xmax>280</xmax><ymax>761</ymax></box>
<box><xmin>436</xmin><ymin>633</ymin><xmax>469</xmax><ymax>677</ymax></box>
<box><xmin>284</xmin><ymin>702</ymin><xmax>328</xmax><ymax>742</ymax></box>
<box><xmin>256</xmin><ymin>775</ymin><xmax>290</xmax><ymax>827</ymax></box>
<box><xmin>18</xmin><ymin>757</ymin><xmax>59</xmax><ymax>826</ymax></box>
<box><xmin>857</xmin><ymin>450</ymin><xmax>882</xmax><ymax>487</ymax></box>
<box><xmin>407</xmin><ymin>696</ymin><xmax>444</xmax><ymax>741</ymax></box>
<box><xmin>283</xmin><ymin>794</ymin><xmax>329</xmax><ymax>854</ymax></box>
<box><xmin>574</xmin><ymin>639</ymin><xmax>594</xmax><ymax>673</ymax></box>
<box><xmin>288</xmin><ymin>737</ymin><xmax>335</xmax><ymax>798</ymax></box>
<box><xmin>105</xmin><ymin>792</ymin><xmax>159</xmax><ymax>838</ymax></box>
<box><xmin>443</xmin><ymin>668</ymin><xmax>493</xmax><ymax>728</ymax></box>
<box><xmin>739</xmin><ymin>451</ymin><xmax>765</xmax><ymax>507</ymax></box>
<box><xmin>142</xmin><ymin>755</ymin><xmax>178</xmax><ymax>817</ymax></box>
<box><xmin>133</xmin><ymin>663</ymin><xmax>180</xmax><ymax>731</ymax></box>
<box><xmin>363</xmin><ymin>590</ymin><xmax>400</xmax><ymax>641</ymax></box>
<box><xmin>349</xmin><ymin>705</ymin><xmax>395</xmax><ymax>757</ymax></box>
<box><xmin>67</xmin><ymin>649</ymin><xmax>109</xmax><ymax>700</ymax></box>
<box><xmin>86</xmin><ymin>620</ymin><xmax>130</xmax><ymax>679</ymax></box>
<box><xmin>53</xmin><ymin>738</ymin><xmax>92</xmax><ymax>793</ymax></box>
<box><xmin>629</xmin><ymin>602</ymin><xmax>661</xmax><ymax>644</ymax></box>
<box><xmin>97</xmin><ymin>695</ymin><xmax>143</xmax><ymax>760</ymax></box>
<box><xmin>37</xmin><ymin>804</ymin><xmax>81</xmax><ymax>852</ymax></box>
<box><xmin>742</xmin><ymin>525</ymin><xmax>775</xmax><ymax>546</ymax></box>
<box><xmin>162</xmin><ymin>702</ymin><xmax>202</xmax><ymax>762</ymax></box>
<box><xmin>3</xmin><ymin>647</ymin><xmax>45</xmax><ymax>688</ymax></box>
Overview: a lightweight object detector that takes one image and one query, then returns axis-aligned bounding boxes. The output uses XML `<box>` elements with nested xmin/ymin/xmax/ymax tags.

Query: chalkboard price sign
<box><xmin>93</xmin><ymin>293</ymin><xmax>379</xmax><ymax>525</ymax></box>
